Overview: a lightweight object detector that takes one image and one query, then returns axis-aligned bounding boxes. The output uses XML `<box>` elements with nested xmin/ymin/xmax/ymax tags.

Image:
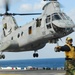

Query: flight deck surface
<box><xmin>0</xmin><ymin>70</ymin><xmax>65</xmax><ymax>75</ymax></box>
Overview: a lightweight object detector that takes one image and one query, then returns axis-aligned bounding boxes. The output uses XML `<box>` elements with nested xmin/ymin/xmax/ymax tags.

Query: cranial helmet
<box><xmin>66</xmin><ymin>37</ymin><xmax>73</xmax><ymax>42</ymax></box>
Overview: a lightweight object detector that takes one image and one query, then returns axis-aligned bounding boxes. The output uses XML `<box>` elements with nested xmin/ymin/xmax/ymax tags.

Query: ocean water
<box><xmin>0</xmin><ymin>58</ymin><xmax>65</xmax><ymax>68</ymax></box>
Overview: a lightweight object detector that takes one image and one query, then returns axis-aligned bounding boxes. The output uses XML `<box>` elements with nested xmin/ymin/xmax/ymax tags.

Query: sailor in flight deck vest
<box><xmin>55</xmin><ymin>37</ymin><xmax>75</xmax><ymax>75</ymax></box>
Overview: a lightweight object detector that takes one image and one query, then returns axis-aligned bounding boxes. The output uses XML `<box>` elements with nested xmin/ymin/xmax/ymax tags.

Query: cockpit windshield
<box><xmin>59</xmin><ymin>13</ymin><xmax>66</xmax><ymax>20</ymax></box>
<box><xmin>52</xmin><ymin>13</ymin><xmax>70</xmax><ymax>21</ymax></box>
<box><xmin>59</xmin><ymin>13</ymin><xmax>70</xmax><ymax>20</ymax></box>
<box><xmin>52</xmin><ymin>13</ymin><xmax>61</xmax><ymax>21</ymax></box>
<box><xmin>62</xmin><ymin>13</ymin><xmax>70</xmax><ymax>20</ymax></box>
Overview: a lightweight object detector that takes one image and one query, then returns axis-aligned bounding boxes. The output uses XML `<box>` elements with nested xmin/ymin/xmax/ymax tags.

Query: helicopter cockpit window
<box><xmin>59</xmin><ymin>13</ymin><xmax>66</xmax><ymax>20</ymax></box>
<box><xmin>46</xmin><ymin>15</ymin><xmax>50</xmax><ymax>23</ymax></box>
<box><xmin>62</xmin><ymin>13</ymin><xmax>70</xmax><ymax>20</ymax></box>
<box><xmin>46</xmin><ymin>24</ymin><xmax>51</xmax><ymax>29</ymax></box>
<box><xmin>52</xmin><ymin>13</ymin><xmax>61</xmax><ymax>21</ymax></box>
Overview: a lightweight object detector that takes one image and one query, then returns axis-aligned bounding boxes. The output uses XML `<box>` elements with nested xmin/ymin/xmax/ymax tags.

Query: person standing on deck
<box><xmin>55</xmin><ymin>37</ymin><xmax>75</xmax><ymax>75</ymax></box>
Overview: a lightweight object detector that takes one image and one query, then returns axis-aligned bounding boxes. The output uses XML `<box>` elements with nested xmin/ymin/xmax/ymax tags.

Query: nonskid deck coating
<box><xmin>0</xmin><ymin>70</ymin><xmax>65</xmax><ymax>75</ymax></box>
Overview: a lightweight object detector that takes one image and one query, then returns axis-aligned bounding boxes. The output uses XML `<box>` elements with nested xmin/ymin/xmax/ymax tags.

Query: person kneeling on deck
<box><xmin>55</xmin><ymin>37</ymin><xmax>75</xmax><ymax>75</ymax></box>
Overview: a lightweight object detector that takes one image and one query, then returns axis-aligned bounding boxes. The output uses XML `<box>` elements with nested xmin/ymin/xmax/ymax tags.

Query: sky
<box><xmin>0</xmin><ymin>0</ymin><xmax>75</xmax><ymax>60</ymax></box>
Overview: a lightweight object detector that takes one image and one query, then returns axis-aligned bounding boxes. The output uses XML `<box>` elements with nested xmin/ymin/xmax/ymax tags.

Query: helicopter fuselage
<box><xmin>0</xmin><ymin>13</ymin><xmax>74</xmax><ymax>52</ymax></box>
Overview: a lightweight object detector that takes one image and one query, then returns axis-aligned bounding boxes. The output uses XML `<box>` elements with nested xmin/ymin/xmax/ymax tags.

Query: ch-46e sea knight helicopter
<box><xmin>0</xmin><ymin>0</ymin><xmax>74</xmax><ymax>59</ymax></box>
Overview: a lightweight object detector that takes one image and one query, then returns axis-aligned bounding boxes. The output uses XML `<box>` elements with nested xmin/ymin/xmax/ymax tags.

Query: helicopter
<box><xmin>0</xmin><ymin>0</ymin><xmax>74</xmax><ymax>59</ymax></box>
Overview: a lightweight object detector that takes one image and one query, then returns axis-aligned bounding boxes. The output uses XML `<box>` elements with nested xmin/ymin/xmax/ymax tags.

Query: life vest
<box><xmin>65</xmin><ymin>44</ymin><xmax>75</xmax><ymax>59</ymax></box>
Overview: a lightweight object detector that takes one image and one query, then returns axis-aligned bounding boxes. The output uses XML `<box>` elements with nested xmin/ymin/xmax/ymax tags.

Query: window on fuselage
<box><xmin>11</xmin><ymin>37</ymin><xmax>13</xmax><ymax>40</ymax></box>
<box><xmin>52</xmin><ymin>13</ymin><xmax>61</xmax><ymax>21</ymax></box>
<box><xmin>17</xmin><ymin>33</ymin><xmax>20</xmax><ymax>38</ymax></box>
<box><xmin>3</xmin><ymin>23</ymin><xmax>7</xmax><ymax>29</ymax></box>
<box><xmin>21</xmin><ymin>32</ymin><xmax>23</xmax><ymax>36</ymax></box>
<box><xmin>29</xmin><ymin>26</ymin><xmax>32</xmax><ymax>34</ymax></box>
<box><xmin>36</xmin><ymin>19</ymin><xmax>41</xmax><ymax>27</ymax></box>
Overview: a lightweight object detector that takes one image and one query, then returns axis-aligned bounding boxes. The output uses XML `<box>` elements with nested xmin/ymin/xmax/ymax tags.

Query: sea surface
<box><xmin>0</xmin><ymin>58</ymin><xmax>65</xmax><ymax>69</ymax></box>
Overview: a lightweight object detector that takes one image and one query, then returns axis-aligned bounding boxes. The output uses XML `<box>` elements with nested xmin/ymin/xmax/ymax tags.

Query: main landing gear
<box><xmin>33</xmin><ymin>51</ymin><xmax>39</xmax><ymax>58</ymax></box>
<box><xmin>0</xmin><ymin>54</ymin><xmax>5</xmax><ymax>59</ymax></box>
<box><xmin>0</xmin><ymin>52</ymin><xmax>5</xmax><ymax>59</ymax></box>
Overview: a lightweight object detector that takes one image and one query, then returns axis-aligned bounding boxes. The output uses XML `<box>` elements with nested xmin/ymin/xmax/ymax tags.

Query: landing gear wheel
<box><xmin>0</xmin><ymin>55</ymin><xmax>2</xmax><ymax>59</ymax></box>
<box><xmin>33</xmin><ymin>53</ymin><xmax>36</xmax><ymax>58</ymax></box>
<box><xmin>2</xmin><ymin>55</ymin><xmax>5</xmax><ymax>59</ymax></box>
<box><xmin>36</xmin><ymin>53</ymin><xmax>39</xmax><ymax>57</ymax></box>
<box><xmin>33</xmin><ymin>53</ymin><xmax>39</xmax><ymax>58</ymax></box>
<box><xmin>0</xmin><ymin>53</ymin><xmax>5</xmax><ymax>59</ymax></box>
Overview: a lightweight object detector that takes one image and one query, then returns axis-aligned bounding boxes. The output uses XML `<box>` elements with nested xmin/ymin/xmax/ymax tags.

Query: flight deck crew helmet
<box><xmin>66</xmin><ymin>37</ymin><xmax>73</xmax><ymax>42</ymax></box>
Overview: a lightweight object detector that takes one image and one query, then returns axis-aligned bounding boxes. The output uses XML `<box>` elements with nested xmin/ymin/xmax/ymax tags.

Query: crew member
<box><xmin>55</xmin><ymin>37</ymin><xmax>75</xmax><ymax>75</ymax></box>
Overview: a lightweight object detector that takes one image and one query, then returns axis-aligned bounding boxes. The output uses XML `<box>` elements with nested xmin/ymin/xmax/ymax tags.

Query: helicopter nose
<box><xmin>64</xmin><ymin>20</ymin><xmax>75</xmax><ymax>28</ymax></box>
<box><xmin>53</xmin><ymin>20</ymin><xmax>75</xmax><ymax>28</ymax></box>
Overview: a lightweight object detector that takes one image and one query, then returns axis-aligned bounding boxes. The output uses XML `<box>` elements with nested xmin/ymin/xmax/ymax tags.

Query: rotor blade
<box><xmin>0</xmin><ymin>14</ymin><xmax>4</xmax><ymax>16</ymax></box>
<box><xmin>11</xmin><ymin>13</ymin><xmax>41</xmax><ymax>16</ymax></box>
<box><xmin>5</xmin><ymin>0</ymin><xmax>9</xmax><ymax>13</ymax></box>
<box><xmin>0</xmin><ymin>13</ymin><xmax>41</xmax><ymax>16</ymax></box>
<box><xmin>44</xmin><ymin>0</ymin><xmax>57</xmax><ymax>1</ymax></box>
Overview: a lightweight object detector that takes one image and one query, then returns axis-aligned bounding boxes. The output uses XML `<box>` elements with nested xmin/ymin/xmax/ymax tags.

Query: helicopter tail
<box><xmin>2</xmin><ymin>16</ymin><xmax>18</xmax><ymax>37</ymax></box>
